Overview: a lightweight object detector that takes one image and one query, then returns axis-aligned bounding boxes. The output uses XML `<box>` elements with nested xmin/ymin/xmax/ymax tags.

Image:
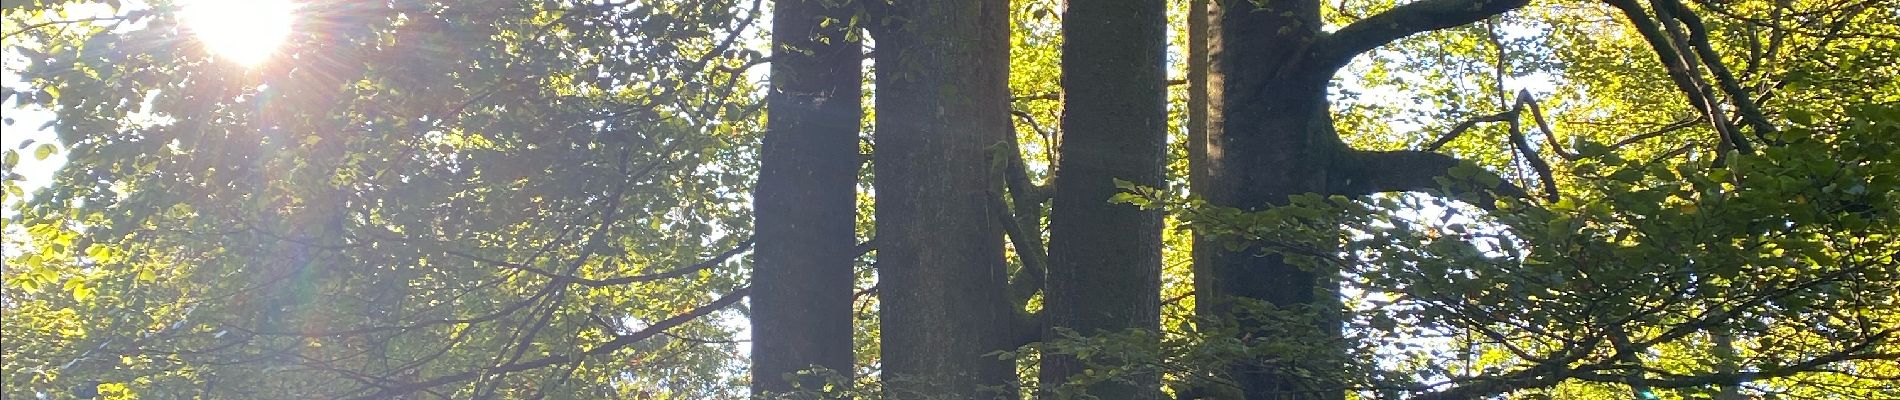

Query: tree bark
<box><xmin>870</xmin><ymin>0</ymin><xmax>1019</xmax><ymax>397</ymax></box>
<box><xmin>1188</xmin><ymin>0</ymin><xmax>1218</xmax><ymax>330</ymax></box>
<box><xmin>752</xmin><ymin>0</ymin><xmax>862</xmax><ymax>395</ymax></box>
<box><xmin>1187</xmin><ymin>0</ymin><xmax>1211</xmax><ymax>199</ymax></box>
<box><xmin>1200</xmin><ymin>1</ymin><xmax>1346</xmax><ymax>398</ymax></box>
<box><xmin>1197</xmin><ymin>0</ymin><xmax>1529</xmax><ymax>398</ymax></box>
<box><xmin>1038</xmin><ymin>0</ymin><xmax>1167</xmax><ymax>397</ymax></box>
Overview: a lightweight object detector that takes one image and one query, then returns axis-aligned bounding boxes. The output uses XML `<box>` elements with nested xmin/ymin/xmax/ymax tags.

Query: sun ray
<box><xmin>179</xmin><ymin>0</ymin><xmax>297</xmax><ymax>66</ymax></box>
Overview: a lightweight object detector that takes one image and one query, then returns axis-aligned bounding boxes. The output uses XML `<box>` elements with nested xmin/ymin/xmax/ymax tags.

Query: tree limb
<box><xmin>1610</xmin><ymin>117</ymin><xmax>1700</xmax><ymax>149</ymax></box>
<box><xmin>1603</xmin><ymin>0</ymin><xmax>1751</xmax><ymax>159</ymax></box>
<box><xmin>1517</xmin><ymin>90</ymin><xmax>1580</xmax><ymax>160</ymax></box>
<box><xmin>344</xmin><ymin>287</ymin><xmax>752</xmax><ymax>400</ymax></box>
<box><xmin>1314</xmin><ymin>0</ymin><xmax>1532</xmax><ymax>74</ymax></box>
<box><xmin>1655</xmin><ymin>0</ymin><xmax>1778</xmax><ymax>139</ymax></box>
<box><xmin>1331</xmin><ymin>150</ymin><xmax>1530</xmax><ymax>207</ymax></box>
<box><xmin>1506</xmin><ymin>113</ymin><xmax>1562</xmax><ymax>203</ymax></box>
<box><xmin>1425</xmin><ymin>111</ymin><xmax>1517</xmax><ymax>152</ymax></box>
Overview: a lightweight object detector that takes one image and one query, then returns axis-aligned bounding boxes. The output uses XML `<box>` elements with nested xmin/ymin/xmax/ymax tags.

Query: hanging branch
<box><xmin>1603</xmin><ymin>0</ymin><xmax>1752</xmax><ymax>160</ymax></box>
<box><xmin>1654</xmin><ymin>0</ymin><xmax>1778</xmax><ymax>138</ymax></box>
<box><xmin>1390</xmin><ymin>89</ymin><xmax>1573</xmax><ymax>203</ymax></box>
<box><xmin>1518</xmin><ymin>91</ymin><xmax>1580</xmax><ymax>160</ymax></box>
<box><xmin>1507</xmin><ymin>114</ymin><xmax>1562</xmax><ymax>203</ymax></box>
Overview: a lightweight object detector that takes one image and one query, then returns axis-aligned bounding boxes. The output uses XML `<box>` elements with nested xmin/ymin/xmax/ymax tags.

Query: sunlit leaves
<box><xmin>4</xmin><ymin>0</ymin><xmax>764</xmax><ymax>398</ymax></box>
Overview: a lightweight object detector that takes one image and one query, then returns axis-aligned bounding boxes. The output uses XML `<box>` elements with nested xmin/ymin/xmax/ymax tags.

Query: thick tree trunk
<box><xmin>870</xmin><ymin>0</ymin><xmax>1019</xmax><ymax>397</ymax></box>
<box><xmin>752</xmin><ymin>0</ymin><xmax>862</xmax><ymax>396</ymax></box>
<box><xmin>1200</xmin><ymin>0</ymin><xmax>1347</xmax><ymax>398</ymax></box>
<box><xmin>1038</xmin><ymin>0</ymin><xmax>1167</xmax><ymax>397</ymax></box>
<box><xmin>1198</xmin><ymin>0</ymin><xmax>1532</xmax><ymax>396</ymax></box>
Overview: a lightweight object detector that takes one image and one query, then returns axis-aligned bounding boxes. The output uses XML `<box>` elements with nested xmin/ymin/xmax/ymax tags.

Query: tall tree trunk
<box><xmin>870</xmin><ymin>0</ymin><xmax>1018</xmax><ymax>397</ymax></box>
<box><xmin>1185</xmin><ymin>3</ymin><xmax>1246</xmax><ymax>398</ymax></box>
<box><xmin>1197</xmin><ymin>0</ymin><xmax>1532</xmax><ymax>397</ymax></box>
<box><xmin>1038</xmin><ymin>0</ymin><xmax>1167</xmax><ymax>397</ymax></box>
<box><xmin>752</xmin><ymin>0</ymin><xmax>862</xmax><ymax>395</ymax></box>
<box><xmin>1199</xmin><ymin>0</ymin><xmax>1346</xmax><ymax>398</ymax></box>
<box><xmin>1187</xmin><ymin>0</ymin><xmax>1212</xmax><ymax>201</ymax></box>
<box><xmin>1187</xmin><ymin>0</ymin><xmax>1217</xmax><ymax>328</ymax></box>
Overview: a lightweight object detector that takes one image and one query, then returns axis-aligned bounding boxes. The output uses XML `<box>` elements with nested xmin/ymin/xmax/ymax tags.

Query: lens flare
<box><xmin>179</xmin><ymin>0</ymin><xmax>297</xmax><ymax>66</ymax></box>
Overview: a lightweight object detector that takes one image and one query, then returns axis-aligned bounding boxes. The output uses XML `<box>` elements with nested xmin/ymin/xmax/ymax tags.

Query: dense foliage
<box><xmin>2</xmin><ymin>0</ymin><xmax>1895</xmax><ymax>398</ymax></box>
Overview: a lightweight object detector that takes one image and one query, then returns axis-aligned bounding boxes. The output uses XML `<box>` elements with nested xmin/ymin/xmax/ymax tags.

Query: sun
<box><xmin>179</xmin><ymin>0</ymin><xmax>298</xmax><ymax>66</ymax></box>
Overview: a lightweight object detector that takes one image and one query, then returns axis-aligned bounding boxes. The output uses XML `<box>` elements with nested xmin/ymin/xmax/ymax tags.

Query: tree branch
<box><xmin>1314</xmin><ymin>0</ymin><xmax>1532</xmax><ymax>74</ymax></box>
<box><xmin>1655</xmin><ymin>0</ymin><xmax>1778</xmax><ymax>139</ymax></box>
<box><xmin>1506</xmin><ymin>113</ymin><xmax>1562</xmax><ymax>203</ymax></box>
<box><xmin>1610</xmin><ymin>117</ymin><xmax>1699</xmax><ymax>149</ymax></box>
<box><xmin>345</xmin><ymin>287</ymin><xmax>752</xmax><ymax>400</ymax></box>
<box><xmin>1331</xmin><ymin>150</ymin><xmax>1530</xmax><ymax>207</ymax></box>
<box><xmin>1425</xmin><ymin>111</ymin><xmax>1516</xmax><ymax>152</ymax></box>
<box><xmin>1603</xmin><ymin>0</ymin><xmax>1751</xmax><ymax>159</ymax></box>
<box><xmin>1517</xmin><ymin>90</ymin><xmax>1580</xmax><ymax>160</ymax></box>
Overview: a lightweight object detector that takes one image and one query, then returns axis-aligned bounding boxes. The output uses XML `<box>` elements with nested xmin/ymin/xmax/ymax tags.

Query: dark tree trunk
<box><xmin>752</xmin><ymin>0</ymin><xmax>862</xmax><ymax>395</ymax></box>
<box><xmin>1202</xmin><ymin>2</ymin><xmax>1345</xmax><ymax>399</ymax></box>
<box><xmin>1187</xmin><ymin>0</ymin><xmax>1212</xmax><ymax>201</ymax></box>
<box><xmin>1197</xmin><ymin>0</ymin><xmax>1529</xmax><ymax>398</ymax></box>
<box><xmin>869</xmin><ymin>0</ymin><xmax>1019</xmax><ymax>397</ymax></box>
<box><xmin>1038</xmin><ymin>0</ymin><xmax>1167</xmax><ymax>397</ymax></box>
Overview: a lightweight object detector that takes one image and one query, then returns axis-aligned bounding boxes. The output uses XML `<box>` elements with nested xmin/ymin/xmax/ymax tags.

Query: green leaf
<box><xmin>33</xmin><ymin>143</ymin><xmax>56</xmax><ymax>160</ymax></box>
<box><xmin>65</xmin><ymin>276</ymin><xmax>92</xmax><ymax>302</ymax></box>
<box><xmin>1786</xmin><ymin>109</ymin><xmax>1814</xmax><ymax>126</ymax></box>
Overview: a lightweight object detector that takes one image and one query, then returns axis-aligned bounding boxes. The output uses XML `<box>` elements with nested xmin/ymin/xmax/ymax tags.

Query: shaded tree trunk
<box><xmin>869</xmin><ymin>0</ymin><xmax>1019</xmax><ymax>397</ymax></box>
<box><xmin>1196</xmin><ymin>0</ymin><xmax>1530</xmax><ymax>398</ymax></box>
<box><xmin>1038</xmin><ymin>0</ymin><xmax>1167</xmax><ymax>397</ymax></box>
<box><xmin>1187</xmin><ymin>0</ymin><xmax>1219</xmax><ymax>337</ymax></box>
<box><xmin>1201</xmin><ymin>2</ymin><xmax>1345</xmax><ymax>398</ymax></box>
<box><xmin>1187</xmin><ymin>0</ymin><xmax>1211</xmax><ymax>197</ymax></box>
<box><xmin>752</xmin><ymin>0</ymin><xmax>862</xmax><ymax>395</ymax></box>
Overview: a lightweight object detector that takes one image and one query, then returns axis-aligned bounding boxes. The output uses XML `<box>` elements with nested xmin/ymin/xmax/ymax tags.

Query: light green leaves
<box><xmin>32</xmin><ymin>143</ymin><xmax>55</xmax><ymax>160</ymax></box>
<box><xmin>62</xmin><ymin>276</ymin><xmax>92</xmax><ymax>302</ymax></box>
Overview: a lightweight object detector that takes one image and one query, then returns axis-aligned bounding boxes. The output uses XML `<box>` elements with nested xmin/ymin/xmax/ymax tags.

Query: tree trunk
<box><xmin>1038</xmin><ymin>0</ymin><xmax>1167</xmax><ymax>397</ymax></box>
<box><xmin>752</xmin><ymin>0</ymin><xmax>862</xmax><ymax>395</ymax></box>
<box><xmin>1201</xmin><ymin>0</ymin><xmax>1347</xmax><ymax>398</ymax></box>
<box><xmin>870</xmin><ymin>0</ymin><xmax>1019</xmax><ymax>397</ymax></box>
<box><xmin>1198</xmin><ymin>0</ymin><xmax>1533</xmax><ymax>396</ymax></box>
<box><xmin>1200</xmin><ymin>0</ymin><xmax>1352</xmax><ymax>396</ymax></box>
<box><xmin>1187</xmin><ymin>0</ymin><xmax>1218</xmax><ymax>330</ymax></box>
<box><xmin>1187</xmin><ymin>0</ymin><xmax>1212</xmax><ymax>202</ymax></box>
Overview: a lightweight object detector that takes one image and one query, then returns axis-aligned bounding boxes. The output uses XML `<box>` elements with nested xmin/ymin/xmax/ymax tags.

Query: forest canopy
<box><xmin>1</xmin><ymin>0</ymin><xmax>1896</xmax><ymax>399</ymax></box>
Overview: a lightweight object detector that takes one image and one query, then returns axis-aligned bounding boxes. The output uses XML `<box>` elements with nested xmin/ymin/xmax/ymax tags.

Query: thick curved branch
<box><xmin>1331</xmin><ymin>150</ymin><xmax>1530</xmax><ymax>207</ymax></box>
<box><xmin>1314</xmin><ymin>0</ymin><xmax>1532</xmax><ymax>74</ymax></box>
<box><xmin>1518</xmin><ymin>90</ymin><xmax>1579</xmax><ymax>160</ymax></box>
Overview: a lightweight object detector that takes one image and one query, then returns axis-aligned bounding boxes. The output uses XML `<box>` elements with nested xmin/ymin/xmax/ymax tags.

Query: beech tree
<box><xmin>1039</xmin><ymin>0</ymin><xmax>1168</xmax><ymax>398</ymax></box>
<box><xmin>2</xmin><ymin>0</ymin><xmax>1896</xmax><ymax>399</ymax></box>
<box><xmin>868</xmin><ymin>0</ymin><xmax>1022</xmax><ymax>397</ymax></box>
<box><xmin>752</xmin><ymin>0</ymin><xmax>861</xmax><ymax>396</ymax></box>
